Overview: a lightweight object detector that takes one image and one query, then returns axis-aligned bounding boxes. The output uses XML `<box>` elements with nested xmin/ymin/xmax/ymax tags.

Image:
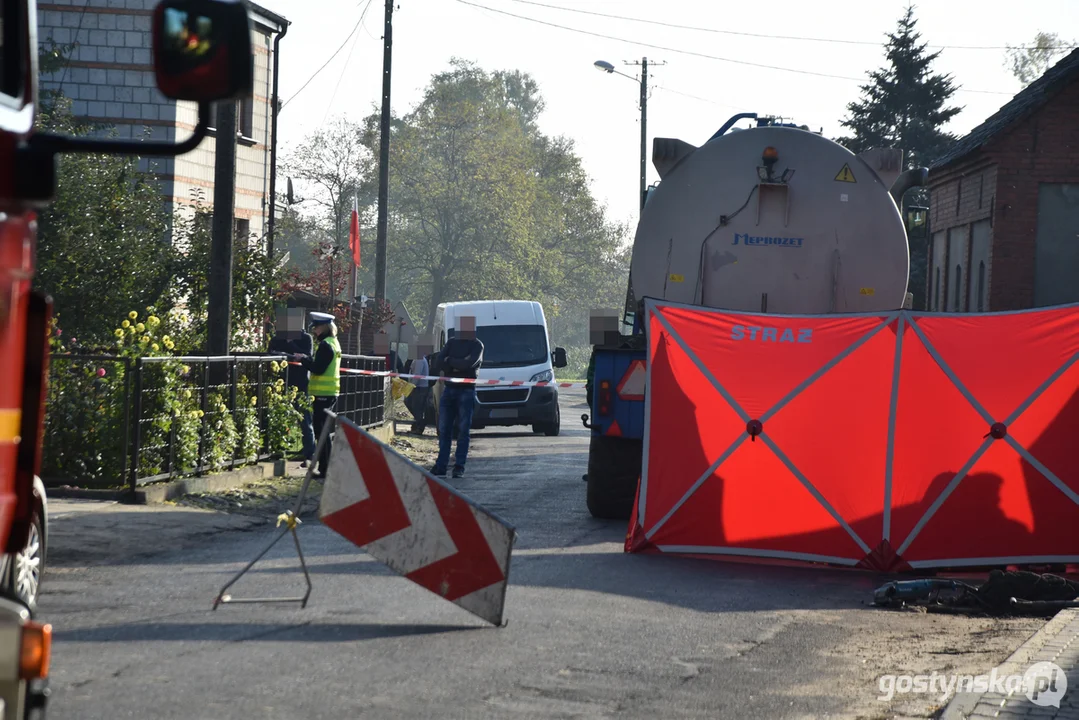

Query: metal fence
<box><xmin>43</xmin><ymin>352</ymin><xmax>387</xmax><ymax>492</ymax></box>
<box><xmin>337</xmin><ymin>355</ymin><xmax>388</xmax><ymax>429</ymax></box>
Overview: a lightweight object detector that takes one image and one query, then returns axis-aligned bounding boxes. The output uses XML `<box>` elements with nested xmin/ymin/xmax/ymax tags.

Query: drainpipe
<box><xmin>266</xmin><ymin>18</ymin><xmax>289</xmax><ymax>260</ymax></box>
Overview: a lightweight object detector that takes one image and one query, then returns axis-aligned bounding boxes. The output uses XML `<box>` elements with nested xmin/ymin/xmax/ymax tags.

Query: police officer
<box><xmin>292</xmin><ymin>311</ymin><xmax>341</xmax><ymax>479</ymax></box>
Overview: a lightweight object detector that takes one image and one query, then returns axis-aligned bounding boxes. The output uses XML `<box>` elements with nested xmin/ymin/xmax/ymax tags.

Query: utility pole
<box><xmin>374</xmin><ymin>0</ymin><xmax>394</xmax><ymax>301</ymax></box>
<box><xmin>623</xmin><ymin>57</ymin><xmax>662</xmax><ymax>215</ymax></box>
<box><xmin>209</xmin><ymin>101</ymin><xmax>237</xmax><ymax>361</ymax></box>
<box><xmin>637</xmin><ymin>57</ymin><xmax>648</xmax><ymax>214</ymax></box>
<box><xmin>622</xmin><ymin>57</ymin><xmax>663</xmax><ymax>329</ymax></box>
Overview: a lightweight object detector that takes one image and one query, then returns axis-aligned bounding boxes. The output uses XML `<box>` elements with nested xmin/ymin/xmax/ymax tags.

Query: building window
<box><xmin>210</xmin><ymin>100</ymin><xmax>255</xmax><ymax>139</ymax></box>
<box><xmin>234</xmin><ymin>218</ymin><xmax>251</xmax><ymax>243</ymax></box>
<box><xmin>238</xmin><ymin>97</ymin><xmax>254</xmax><ymax>139</ymax></box>
<box><xmin>977</xmin><ymin>261</ymin><xmax>986</xmax><ymax>312</ymax></box>
<box><xmin>953</xmin><ymin>265</ymin><xmax>962</xmax><ymax>312</ymax></box>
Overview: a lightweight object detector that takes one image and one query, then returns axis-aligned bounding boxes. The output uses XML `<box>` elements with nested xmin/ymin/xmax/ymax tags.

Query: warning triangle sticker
<box><xmin>617</xmin><ymin>360</ymin><xmax>646</xmax><ymax>400</ymax></box>
<box><xmin>835</xmin><ymin>164</ymin><xmax>857</xmax><ymax>183</ymax></box>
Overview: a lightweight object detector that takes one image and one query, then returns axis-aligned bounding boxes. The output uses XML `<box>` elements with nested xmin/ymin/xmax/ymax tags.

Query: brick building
<box><xmin>36</xmin><ymin>0</ymin><xmax>289</xmax><ymax>243</ymax></box>
<box><xmin>926</xmin><ymin>49</ymin><xmax>1079</xmax><ymax>312</ymax></box>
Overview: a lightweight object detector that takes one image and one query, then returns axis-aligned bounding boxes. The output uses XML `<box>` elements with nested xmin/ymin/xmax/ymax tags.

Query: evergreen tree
<box><xmin>837</xmin><ymin>4</ymin><xmax>962</xmax><ymax>168</ymax></box>
<box><xmin>836</xmin><ymin>4</ymin><xmax>962</xmax><ymax>309</ymax></box>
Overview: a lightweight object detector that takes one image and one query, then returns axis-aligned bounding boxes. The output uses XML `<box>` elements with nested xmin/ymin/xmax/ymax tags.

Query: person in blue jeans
<box><xmin>431</xmin><ymin>316</ymin><xmax>484</xmax><ymax>479</ymax></box>
<box><xmin>268</xmin><ymin>309</ymin><xmax>316</xmax><ymax>466</ymax></box>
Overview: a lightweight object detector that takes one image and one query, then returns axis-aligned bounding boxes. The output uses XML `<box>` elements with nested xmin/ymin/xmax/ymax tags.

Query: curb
<box><xmin>47</xmin><ymin>463</ymin><xmax>269</xmax><ymax>504</ymax></box>
<box><xmin>940</xmin><ymin>608</ymin><xmax>1079</xmax><ymax>719</ymax></box>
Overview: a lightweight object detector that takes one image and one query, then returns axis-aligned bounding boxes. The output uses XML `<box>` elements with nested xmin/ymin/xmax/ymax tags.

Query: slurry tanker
<box><xmin>585</xmin><ymin>114</ymin><xmax>929</xmax><ymax>519</ymax></box>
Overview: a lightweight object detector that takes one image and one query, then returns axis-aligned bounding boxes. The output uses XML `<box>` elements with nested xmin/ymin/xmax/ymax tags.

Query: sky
<box><xmin>262</xmin><ymin>0</ymin><xmax>1079</xmax><ymax>232</ymax></box>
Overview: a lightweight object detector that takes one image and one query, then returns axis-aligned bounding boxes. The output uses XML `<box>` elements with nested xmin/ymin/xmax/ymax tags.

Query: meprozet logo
<box><xmin>732</xmin><ymin>233</ymin><xmax>804</xmax><ymax>248</ymax></box>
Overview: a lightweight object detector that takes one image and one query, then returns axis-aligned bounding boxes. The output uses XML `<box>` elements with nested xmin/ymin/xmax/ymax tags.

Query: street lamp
<box><xmin>594</xmin><ymin>58</ymin><xmax>650</xmax><ymax>217</ymax></box>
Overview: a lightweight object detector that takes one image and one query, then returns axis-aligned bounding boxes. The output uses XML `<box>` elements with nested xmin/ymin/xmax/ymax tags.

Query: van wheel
<box><xmin>534</xmin><ymin>404</ymin><xmax>560</xmax><ymax>437</ymax></box>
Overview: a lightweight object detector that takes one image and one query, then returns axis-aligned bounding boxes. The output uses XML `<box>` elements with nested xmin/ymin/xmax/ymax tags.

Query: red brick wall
<box><xmin>929</xmin><ymin>77</ymin><xmax>1079</xmax><ymax>311</ymax></box>
<box><xmin>927</xmin><ymin>158</ymin><xmax>996</xmax><ymax>309</ymax></box>
<box><xmin>985</xmin><ymin>78</ymin><xmax>1079</xmax><ymax>309</ymax></box>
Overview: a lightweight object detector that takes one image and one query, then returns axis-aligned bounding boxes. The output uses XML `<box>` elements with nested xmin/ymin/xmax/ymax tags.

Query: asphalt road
<box><xmin>39</xmin><ymin>388</ymin><xmax>1043</xmax><ymax>719</ymax></box>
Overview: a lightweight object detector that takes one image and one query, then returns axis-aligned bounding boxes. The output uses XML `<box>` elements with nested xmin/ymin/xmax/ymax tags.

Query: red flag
<box><xmin>349</xmin><ymin>197</ymin><xmax>361</xmax><ymax>267</ymax></box>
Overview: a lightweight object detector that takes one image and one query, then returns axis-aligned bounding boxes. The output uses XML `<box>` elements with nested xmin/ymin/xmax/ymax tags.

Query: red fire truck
<box><xmin>0</xmin><ymin>0</ymin><xmax>255</xmax><ymax>715</ymax></box>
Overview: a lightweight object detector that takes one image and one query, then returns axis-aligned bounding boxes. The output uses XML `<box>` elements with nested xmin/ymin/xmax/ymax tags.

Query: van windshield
<box><xmin>450</xmin><ymin>324</ymin><xmax>549</xmax><ymax>368</ymax></box>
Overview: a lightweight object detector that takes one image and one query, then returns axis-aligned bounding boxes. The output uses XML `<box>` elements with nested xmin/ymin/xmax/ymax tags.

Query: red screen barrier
<box><xmin>627</xmin><ymin>300</ymin><xmax>1079</xmax><ymax>571</ymax></box>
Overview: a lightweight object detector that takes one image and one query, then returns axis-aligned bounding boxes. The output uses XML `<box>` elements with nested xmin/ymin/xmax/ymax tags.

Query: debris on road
<box><xmin>872</xmin><ymin>570</ymin><xmax>1079</xmax><ymax>616</ymax></box>
<box><xmin>177</xmin><ymin>473</ymin><xmax>322</xmax><ymax>519</ymax></box>
<box><xmin>174</xmin><ymin>434</ymin><xmax>442</xmax><ymax>520</ymax></box>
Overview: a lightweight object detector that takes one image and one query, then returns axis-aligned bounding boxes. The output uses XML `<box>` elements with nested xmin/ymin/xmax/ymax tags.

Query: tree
<box><xmin>1005</xmin><ymin>32</ymin><xmax>1076</xmax><ymax>88</ymax></box>
<box><xmin>276</xmin><ymin>244</ymin><xmax>358</xmax><ymax>329</ymax></box>
<box><xmin>34</xmin><ymin>44</ymin><xmax>178</xmax><ymax>349</ymax></box>
<box><xmin>355</xmin><ymin>58</ymin><xmax>629</xmax><ymax>336</ymax></box>
<box><xmin>837</xmin><ymin>5</ymin><xmax>962</xmax><ymax>169</ymax></box>
<box><xmin>836</xmin><ymin>4</ymin><xmax>962</xmax><ymax>310</ymax></box>
<box><xmin>280</xmin><ymin>117</ymin><xmax>370</xmax><ymax>303</ymax></box>
<box><xmin>168</xmin><ymin>191</ymin><xmax>283</xmax><ymax>351</ymax></box>
<box><xmin>274</xmin><ymin>206</ymin><xmax>327</xmax><ymax>277</ymax></box>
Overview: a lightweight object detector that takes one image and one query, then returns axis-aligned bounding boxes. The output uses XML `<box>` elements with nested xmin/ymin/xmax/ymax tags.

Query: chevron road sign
<box><xmin>319</xmin><ymin>416</ymin><xmax>517</xmax><ymax>625</ymax></box>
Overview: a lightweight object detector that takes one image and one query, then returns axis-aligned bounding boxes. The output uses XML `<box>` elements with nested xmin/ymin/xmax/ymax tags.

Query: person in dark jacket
<box><xmin>291</xmin><ymin>312</ymin><xmax>341</xmax><ymax>479</ymax></box>
<box><xmin>431</xmin><ymin>316</ymin><xmax>484</xmax><ymax>479</ymax></box>
<box><xmin>269</xmin><ymin>310</ymin><xmax>316</xmax><ymax>466</ymax></box>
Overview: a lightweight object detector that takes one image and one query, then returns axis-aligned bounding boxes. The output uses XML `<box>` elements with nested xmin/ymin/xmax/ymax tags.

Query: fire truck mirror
<box><xmin>151</xmin><ymin>0</ymin><xmax>254</xmax><ymax>103</ymax></box>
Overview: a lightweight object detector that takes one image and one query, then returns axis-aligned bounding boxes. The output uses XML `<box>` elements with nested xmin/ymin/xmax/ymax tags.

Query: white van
<box><xmin>430</xmin><ymin>300</ymin><xmax>568</xmax><ymax>436</ymax></box>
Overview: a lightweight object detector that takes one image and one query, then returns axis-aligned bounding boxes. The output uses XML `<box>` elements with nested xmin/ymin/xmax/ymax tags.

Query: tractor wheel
<box><xmin>585</xmin><ymin>434</ymin><xmax>643</xmax><ymax>520</ymax></box>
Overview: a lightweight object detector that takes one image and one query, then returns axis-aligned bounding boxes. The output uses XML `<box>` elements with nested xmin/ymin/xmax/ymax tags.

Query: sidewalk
<box><xmin>46</xmin><ymin>467</ymin><xmax>322</xmax><ymax>568</ymax></box>
<box><xmin>942</xmin><ymin>608</ymin><xmax>1079</xmax><ymax>719</ymax></box>
<box><xmin>47</xmin><ymin>498</ymin><xmax>272</xmax><ymax>568</ymax></box>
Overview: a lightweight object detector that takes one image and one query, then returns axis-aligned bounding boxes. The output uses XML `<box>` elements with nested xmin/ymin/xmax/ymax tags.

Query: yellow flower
<box><xmin>164</xmin><ymin>340</ymin><xmax>175</xmax><ymax>350</ymax></box>
<box><xmin>148</xmin><ymin>316</ymin><xmax>160</xmax><ymax>326</ymax></box>
<box><xmin>197</xmin><ymin>410</ymin><xmax>205</xmax><ymax>418</ymax></box>
<box><xmin>114</xmin><ymin>329</ymin><xmax>124</xmax><ymax>338</ymax></box>
<box><xmin>128</xmin><ymin>311</ymin><xmax>138</xmax><ymax>320</ymax></box>
<box><xmin>183</xmin><ymin>390</ymin><xmax>192</xmax><ymax>400</ymax></box>
<box><xmin>182</xmin><ymin>365</ymin><xmax>191</xmax><ymax>374</ymax></box>
<box><xmin>250</xmin><ymin>396</ymin><xmax>258</xmax><ymax>407</ymax></box>
<box><xmin>122</xmin><ymin>320</ymin><xmax>130</xmax><ymax>328</ymax></box>
<box><xmin>161</xmin><ymin>335</ymin><xmax>171</xmax><ymax>343</ymax></box>
<box><xmin>151</xmin><ymin>344</ymin><xmax>160</xmax><ymax>352</ymax></box>
<box><xmin>140</xmin><ymin>336</ymin><xmax>149</xmax><ymax>345</ymax></box>
<box><xmin>136</xmin><ymin>323</ymin><xmax>145</xmax><ymax>332</ymax></box>
<box><xmin>127</xmin><ymin>326</ymin><xmax>135</xmax><ymax>335</ymax></box>
<box><xmin>269</xmin><ymin>361</ymin><xmax>279</xmax><ymax>372</ymax></box>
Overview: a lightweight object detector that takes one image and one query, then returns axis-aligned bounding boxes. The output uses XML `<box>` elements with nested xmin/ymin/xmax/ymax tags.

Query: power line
<box><xmin>456</xmin><ymin>0</ymin><xmax>1014</xmax><ymax>95</ymax></box>
<box><xmin>323</xmin><ymin>0</ymin><xmax>375</xmax><ymax>123</ymax></box>
<box><xmin>496</xmin><ymin>0</ymin><xmax>1078</xmax><ymax>52</ymax></box>
<box><xmin>283</xmin><ymin>5</ymin><xmax>371</xmax><ymax>110</ymax></box>
<box><xmin>653</xmin><ymin>84</ymin><xmax>742</xmax><ymax>110</ymax></box>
